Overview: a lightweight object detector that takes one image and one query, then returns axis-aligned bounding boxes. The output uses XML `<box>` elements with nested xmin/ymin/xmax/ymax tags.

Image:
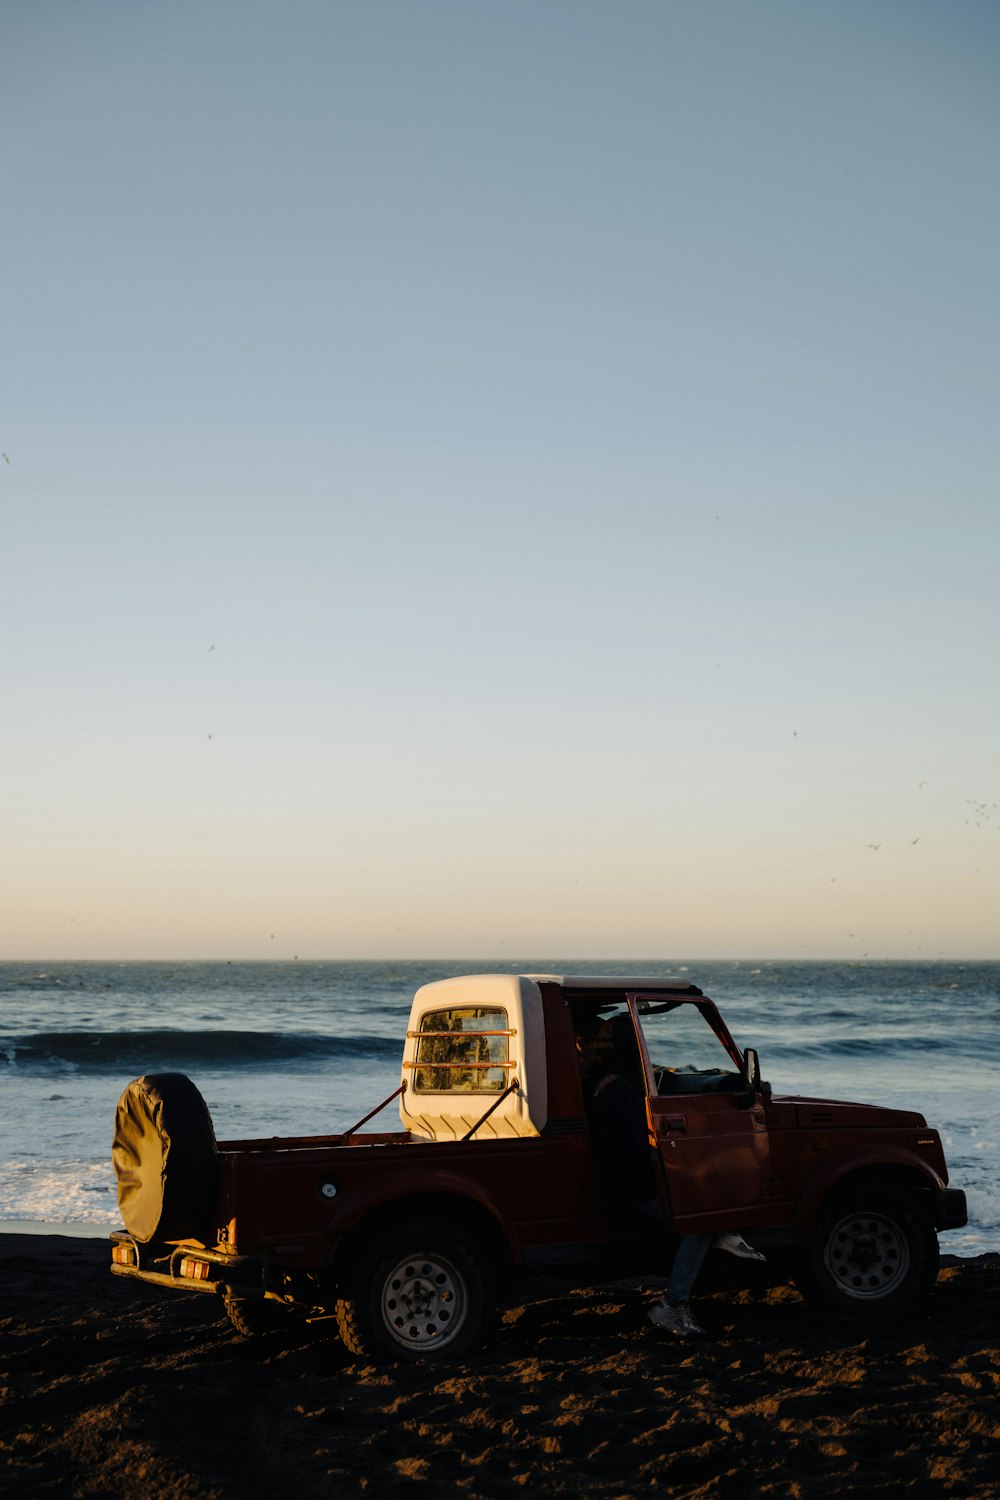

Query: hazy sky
<box><xmin>2</xmin><ymin>0</ymin><xmax>998</xmax><ymax>960</ymax></box>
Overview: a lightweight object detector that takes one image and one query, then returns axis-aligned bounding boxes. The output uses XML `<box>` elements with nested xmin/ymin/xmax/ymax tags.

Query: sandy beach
<box><xmin>2</xmin><ymin>1235</ymin><xmax>999</xmax><ymax>1498</ymax></box>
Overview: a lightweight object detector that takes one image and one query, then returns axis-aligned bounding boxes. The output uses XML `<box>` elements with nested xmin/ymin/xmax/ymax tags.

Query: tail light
<box><xmin>179</xmin><ymin>1256</ymin><xmax>212</xmax><ymax>1281</ymax></box>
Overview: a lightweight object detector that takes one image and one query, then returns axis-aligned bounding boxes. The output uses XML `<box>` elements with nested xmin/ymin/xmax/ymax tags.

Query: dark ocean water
<box><xmin>1</xmin><ymin>959</ymin><xmax>996</xmax><ymax>1250</ymax></box>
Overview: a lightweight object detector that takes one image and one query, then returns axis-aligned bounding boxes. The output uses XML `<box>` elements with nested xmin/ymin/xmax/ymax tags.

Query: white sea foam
<box><xmin>0</xmin><ymin>1159</ymin><xmax>119</xmax><ymax>1228</ymax></box>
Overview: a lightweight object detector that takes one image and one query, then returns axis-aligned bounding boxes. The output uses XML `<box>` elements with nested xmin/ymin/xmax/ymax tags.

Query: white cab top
<box><xmin>399</xmin><ymin>974</ymin><xmax>548</xmax><ymax>1141</ymax></box>
<box><xmin>523</xmin><ymin>974</ymin><xmax>697</xmax><ymax>990</ymax></box>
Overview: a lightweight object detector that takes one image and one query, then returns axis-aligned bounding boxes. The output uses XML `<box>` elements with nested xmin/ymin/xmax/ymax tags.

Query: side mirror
<box><xmin>734</xmin><ymin>1048</ymin><xmax>761</xmax><ymax>1109</ymax></box>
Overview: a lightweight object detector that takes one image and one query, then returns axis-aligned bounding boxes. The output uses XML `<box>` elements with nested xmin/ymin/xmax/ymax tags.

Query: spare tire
<box><xmin>113</xmin><ymin>1073</ymin><xmax>220</xmax><ymax>1243</ymax></box>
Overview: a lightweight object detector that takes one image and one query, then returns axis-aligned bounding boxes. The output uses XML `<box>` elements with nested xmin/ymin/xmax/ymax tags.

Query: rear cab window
<box><xmin>411</xmin><ymin>1007</ymin><xmax>512</xmax><ymax>1094</ymax></box>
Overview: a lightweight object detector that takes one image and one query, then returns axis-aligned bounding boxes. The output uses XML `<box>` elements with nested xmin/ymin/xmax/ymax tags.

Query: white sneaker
<box><xmin>713</xmin><ymin>1232</ymin><xmax>766</xmax><ymax>1262</ymax></box>
<box><xmin>647</xmin><ymin>1300</ymin><xmax>706</xmax><ymax>1337</ymax></box>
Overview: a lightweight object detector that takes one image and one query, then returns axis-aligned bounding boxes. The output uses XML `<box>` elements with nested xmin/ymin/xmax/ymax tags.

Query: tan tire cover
<box><xmin>113</xmin><ymin>1073</ymin><xmax>219</xmax><ymax>1243</ymax></box>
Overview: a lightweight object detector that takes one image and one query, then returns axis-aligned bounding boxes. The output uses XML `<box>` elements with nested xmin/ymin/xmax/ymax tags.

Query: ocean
<box><xmin>1</xmin><ymin>959</ymin><xmax>996</xmax><ymax>1252</ymax></box>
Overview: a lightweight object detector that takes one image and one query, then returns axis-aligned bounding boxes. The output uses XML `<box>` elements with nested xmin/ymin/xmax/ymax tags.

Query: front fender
<box><xmin>791</xmin><ymin>1146</ymin><xmax>946</xmax><ymax>1240</ymax></box>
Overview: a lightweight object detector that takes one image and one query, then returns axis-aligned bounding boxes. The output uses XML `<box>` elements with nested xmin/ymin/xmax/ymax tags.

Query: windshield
<box><xmin>637</xmin><ymin>1000</ymin><xmax>742</xmax><ymax>1095</ymax></box>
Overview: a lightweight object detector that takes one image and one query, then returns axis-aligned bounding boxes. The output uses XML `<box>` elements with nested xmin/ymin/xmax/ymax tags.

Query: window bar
<box><xmin>406</xmin><ymin>1030</ymin><xmax>515</xmax><ymax>1038</ymax></box>
<box><xmin>402</xmin><ymin>1060</ymin><xmax>515</xmax><ymax>1070</ymax></box>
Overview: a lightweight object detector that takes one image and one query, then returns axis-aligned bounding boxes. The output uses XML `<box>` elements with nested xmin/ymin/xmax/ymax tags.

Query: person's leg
<box><xmin>666</xmin><ymin>1233</ymin><xmax>712</xmax><ymax>1306</ymax></box>
<box><xmin>648</xmin><ymin>1232</ymin><xmax>713</xmax><ymax>1336</ymax></box>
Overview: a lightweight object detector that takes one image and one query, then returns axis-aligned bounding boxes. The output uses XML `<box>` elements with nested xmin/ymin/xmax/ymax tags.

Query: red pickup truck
<box><xmin>110</xmin><ymin>973</ymin><xmax>967</xmax><ymax>1361</ymax></box>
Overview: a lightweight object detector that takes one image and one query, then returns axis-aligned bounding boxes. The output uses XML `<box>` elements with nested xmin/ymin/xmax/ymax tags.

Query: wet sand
<box><xmin>2</xmin><ymin>1234</ymin><xmax>999</xmax><ymax>1498</ymax></box>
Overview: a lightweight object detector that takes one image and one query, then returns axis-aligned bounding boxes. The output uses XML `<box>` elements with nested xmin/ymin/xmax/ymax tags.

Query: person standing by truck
<box><xmin>576</xmin><ymin>1019</ymin><xmax>763</xmax><ymax>1338</ymax></box>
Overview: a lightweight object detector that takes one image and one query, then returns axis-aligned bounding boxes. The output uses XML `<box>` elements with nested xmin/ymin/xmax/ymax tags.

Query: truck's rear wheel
<box><xmin>335</xmin><ymin>1218</ymin><xmax>494</xmax><ymax>1363</ymax></box>
<box><xmin>802</xmin><ymin>1182</ymin><xmax>939</xmax><ymax>1314</ymax></box>
<box><xmin>222</xmin><ymin>1291</ymin><xmax>289</xmax><ymax>1338</ymax></box>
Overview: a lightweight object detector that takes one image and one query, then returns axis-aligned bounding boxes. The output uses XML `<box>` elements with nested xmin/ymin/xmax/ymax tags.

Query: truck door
<box><xmin>628</xmin><ymin>995</ymin><xmax>771</xmax><ymax>1235</ymax></box>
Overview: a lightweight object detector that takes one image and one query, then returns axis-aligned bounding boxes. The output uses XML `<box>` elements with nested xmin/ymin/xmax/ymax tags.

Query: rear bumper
<box><xmin>932</xmin><ymin>1188</ymin><xmax>968</xmax><ymax>1231</ymax></box>
<box><xmin>109</xmin><ymin>1230</ymin><xmax>266</xmax><ymax>1296</ymax></box>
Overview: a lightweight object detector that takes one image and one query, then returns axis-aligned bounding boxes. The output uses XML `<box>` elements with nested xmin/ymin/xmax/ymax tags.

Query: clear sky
<box><xmin>2</xmin><ymin>0</ymin><xmax>998</xmax><ymax>960</ymax></box>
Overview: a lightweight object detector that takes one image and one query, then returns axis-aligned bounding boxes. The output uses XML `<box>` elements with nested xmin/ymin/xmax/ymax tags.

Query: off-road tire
<box><xmin>222</xmin><ymin>1291</ymin><xmax>289</xmax><ymax>1338</ymax></box>
<box><xmin>334</xmin><ymin>1217</ymin><xmax>495</xmax><ymax>1363</ymax></box>
<box><xmin>800</xmin><ymin>1181</ymin><xmax>939</xmax><ymax>1315</ymax></box>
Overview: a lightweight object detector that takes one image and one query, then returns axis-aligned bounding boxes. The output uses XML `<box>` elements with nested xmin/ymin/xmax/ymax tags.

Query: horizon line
<box><xmin>2</xmin><ymin>954</ymin><xmax>996</xmax><ymax>966</ymax></box>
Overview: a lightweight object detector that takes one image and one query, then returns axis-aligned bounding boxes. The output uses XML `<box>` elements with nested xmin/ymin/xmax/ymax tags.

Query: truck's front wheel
<box><xmin>803</xmin><ymin>1182</ymin><xmax>939</xmax><ymax>1313</ymax></box>
<box><xmin>335</xmin><ymin>1218</ymin><xmax>495</xmax><ymax>1363</ymax></box>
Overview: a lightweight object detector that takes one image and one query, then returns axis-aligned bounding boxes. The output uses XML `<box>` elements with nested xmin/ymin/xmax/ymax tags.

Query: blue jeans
<box><xmin>633</xmin><ymin>1197</ymin><xmax>712</xmax><ymax>1306</ymax></box>
<box><xmin>666</xmin><ymin>1232</ymin><xmax>712</xmax><ymax>1307</ymax></box>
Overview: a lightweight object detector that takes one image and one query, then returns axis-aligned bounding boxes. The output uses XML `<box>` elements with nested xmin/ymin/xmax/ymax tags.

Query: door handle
<box><xmin>663</xmin><ymin>1117</ymin><xmax>686</xmax><ymax>1134</ymax></box>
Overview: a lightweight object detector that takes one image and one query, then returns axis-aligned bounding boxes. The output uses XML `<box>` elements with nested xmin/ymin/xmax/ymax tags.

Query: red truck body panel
<box><xmin>219</xmin><ymin>1130</ymin><xmax>611</xmax><ymax>1269</ymax></box>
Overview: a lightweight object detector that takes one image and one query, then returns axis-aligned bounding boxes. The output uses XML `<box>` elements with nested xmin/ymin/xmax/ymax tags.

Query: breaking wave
<box><xmin>762</xmin><ymin>1033</ymin><xmax>962</xmax><ymax>1060</ymax></box>
<box><xmin>0</xmin><ymin>1029</ymin><xmax>400</xmax><ymax>1072</ymax></box>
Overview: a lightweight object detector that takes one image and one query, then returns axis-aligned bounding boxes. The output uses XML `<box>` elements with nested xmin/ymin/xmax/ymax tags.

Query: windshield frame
<box><xmin>626</xmin><ymin>991</ymin><xmax>746</xmax><ymax>1093</ymax></box>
